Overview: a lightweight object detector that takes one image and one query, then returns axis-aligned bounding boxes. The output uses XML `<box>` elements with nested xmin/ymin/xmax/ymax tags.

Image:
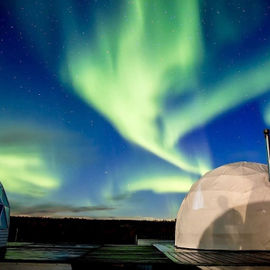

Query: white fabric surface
<box><xmin>175</xmin><ymin>162</ymin><xmax>270</xmax><ymax>250</ymax></box>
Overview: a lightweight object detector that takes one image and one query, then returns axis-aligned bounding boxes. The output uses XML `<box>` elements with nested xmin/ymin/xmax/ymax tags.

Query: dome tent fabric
<box><xmin>0</xmin><ymin>182</ymin><xmax>9</xmax><ymax>248</ymax></box>
<box><xmin>175</xmin><ymin>161</ymin><xmax>270</xmax><ymax>250</ymax></box>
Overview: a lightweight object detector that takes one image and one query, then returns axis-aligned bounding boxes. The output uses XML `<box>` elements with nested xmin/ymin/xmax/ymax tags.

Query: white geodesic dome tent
<box><xmin>175</xmin><ymin>161</ymin><xmax>270</xmax><ymax>250</ymax></box>
<box><xmin>0</xmin><ymin>182</ymin><xmax>10</xmax><ymax>247</ymax></box>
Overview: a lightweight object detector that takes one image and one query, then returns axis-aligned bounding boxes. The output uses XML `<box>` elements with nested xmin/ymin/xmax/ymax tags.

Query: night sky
<box><xmin>1</xmin><ymin>0</ymin><xmax>270</xmax><ymax>219</ymax></box>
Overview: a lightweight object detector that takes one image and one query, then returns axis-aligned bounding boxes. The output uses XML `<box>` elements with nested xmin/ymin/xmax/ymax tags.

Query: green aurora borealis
<box><xmin>1</xmin><ymin>0</ymin><xmax>270</xmax><ymax>218</ymax></box>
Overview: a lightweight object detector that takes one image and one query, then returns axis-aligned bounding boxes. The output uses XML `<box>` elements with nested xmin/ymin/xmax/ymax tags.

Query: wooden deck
<box><xmin>1</xmin><ymin>242</ymin><xmax>270</xmax><ymax>269</ymax></box>
<box><xmin>1</xmin><ymin>242</ymin><xmax>177</xmax><ymax>269</ymax></box>
<box><xmin>4</xmin><ymin>242</ymin><xmax>97</xmax><ymax>262</ymax></box>
<box><xmin>72</xmin><ymin>244</ymin><xmax>177</xmax><ymax>269</ymax></box>
<box><xmin>155</xmin><ymin>243</ymin><xmax>270</xmax><ymax>267</ymax></box>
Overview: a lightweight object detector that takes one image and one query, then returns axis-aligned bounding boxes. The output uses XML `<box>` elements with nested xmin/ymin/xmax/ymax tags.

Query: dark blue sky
<box><xmin>0</xmin><ymin>0</ymin><xmax>270</xmax><ymax>219</ymax></box>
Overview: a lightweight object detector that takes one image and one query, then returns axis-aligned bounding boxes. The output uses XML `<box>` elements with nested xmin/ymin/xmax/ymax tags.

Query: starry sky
<box><xmin>1</xmin><ymin>0</ymin><xmax>270</xmax><ymax>219</ymax></box>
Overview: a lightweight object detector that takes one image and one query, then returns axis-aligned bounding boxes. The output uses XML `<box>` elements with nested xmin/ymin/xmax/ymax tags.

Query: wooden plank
<box><xmin>174</xmin><ymin>252</ymin><xmax>201</xmax><ymax>264</ymax></box>
<box><xmin>196</xmin><ymin>252</ymin><xmax>234</xmax><ymax>265</ymax></box>
<box><xmin>185</xmin><ymin>252</ymin><xmax>226</xmax><ymax>265</ymax></box>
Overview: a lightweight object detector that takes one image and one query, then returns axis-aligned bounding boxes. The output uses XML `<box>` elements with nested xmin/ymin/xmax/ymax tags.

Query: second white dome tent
<box><xmin>175</xmin><ymin>129</ymin><xmax>270</xmax><ymax>250</ymax></box>
<box><xmin>175</xmin><ymin>162</ymin><xmax>270</xmax><ymax>250</ymax></box>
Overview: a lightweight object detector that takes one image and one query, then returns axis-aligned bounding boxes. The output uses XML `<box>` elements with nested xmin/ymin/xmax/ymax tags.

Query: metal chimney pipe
<box><xmin>264</xmin><ymin>129</ymin><xmax>270</xmax><ymax>181</ymax></box>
